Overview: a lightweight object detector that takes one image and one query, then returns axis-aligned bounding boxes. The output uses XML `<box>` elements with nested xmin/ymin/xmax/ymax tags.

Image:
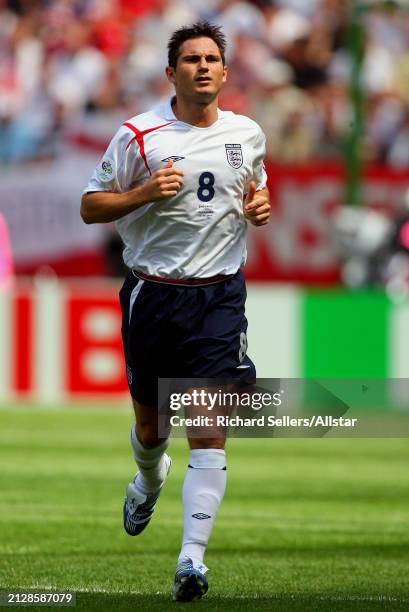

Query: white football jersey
<box><xmin>84</xmin><ymin>97</ymin><xmax>267</xmax><ymax>278</ymax></box>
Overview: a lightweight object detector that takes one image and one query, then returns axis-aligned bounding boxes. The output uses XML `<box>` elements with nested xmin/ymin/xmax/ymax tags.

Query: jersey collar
<box><xmin>155</xmin><ymin>97</ymin><xmax>224</xmax><ymax>123</ymax></box>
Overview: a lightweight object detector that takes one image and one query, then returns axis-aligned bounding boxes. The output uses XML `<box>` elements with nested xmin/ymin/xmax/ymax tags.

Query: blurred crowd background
<box><xmin>3</xmin><ymin>0</ymin><xmax>409</xmax><ymax>402</ymax></box>
<box><xmin>2</xmin><ymin>0</ymin><xmax>409</xmax><ymax>167</ymax></box>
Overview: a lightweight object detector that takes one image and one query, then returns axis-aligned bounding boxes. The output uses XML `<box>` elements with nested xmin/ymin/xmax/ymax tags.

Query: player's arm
<box><xmin>81</xmin><ymin>162</ymin><xmax>184</xmax><ymax>224</ymax></box>
<box><xmin>243</xmin><ymin>181</ymin><xmax>270</xmax><ymax>227</ymax></box>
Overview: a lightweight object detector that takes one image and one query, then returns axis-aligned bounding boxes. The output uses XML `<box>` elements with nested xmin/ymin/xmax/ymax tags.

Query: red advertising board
<box><xmin>245</xmin><ymin>162</ymin><xmax>409</xmax><ymax>283</ymax></box>
<box><xmin>65</xmin><ymin>288</ymin><xmax>127</xmax><ymax>396</ymax></box>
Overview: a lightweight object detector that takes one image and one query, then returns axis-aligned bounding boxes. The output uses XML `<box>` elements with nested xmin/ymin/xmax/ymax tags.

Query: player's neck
<box><xmin>172</xmin><ymin>96</ymin><xmax>219</xmax><ymax>128</ymax></box>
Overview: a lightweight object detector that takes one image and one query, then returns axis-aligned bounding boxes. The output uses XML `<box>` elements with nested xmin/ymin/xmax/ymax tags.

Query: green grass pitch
<box><xmin>1</xmin><ymin>407</ymin><xmax>409</xmax><ymax>611</ymax></box>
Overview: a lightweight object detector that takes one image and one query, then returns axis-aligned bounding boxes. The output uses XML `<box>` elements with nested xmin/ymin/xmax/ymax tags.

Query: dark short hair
<box><xmin>167</xmin><ymin>21</ymin><xmax>226</xmax><ymax>69</ymax></box>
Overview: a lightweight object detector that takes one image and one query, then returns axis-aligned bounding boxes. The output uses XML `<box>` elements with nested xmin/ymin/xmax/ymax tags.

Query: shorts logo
<box><xmin>192</xmin><ymin>513</ymin><xmax>211</xmax><ymax>520</ymax></box>
<box><xmin>98</xmin><ymin>157</ymin><xmax>115</xmax><ymax>182</ymax></box>
<box><xmin>126</xmin><ymin>364</ymin><xmax>133</xmax><ymax>385</ymax></box>
<box><xmin>225</xmin><ymin>144</ymin><xmax>243</xmax><ymax>169</ymax></box>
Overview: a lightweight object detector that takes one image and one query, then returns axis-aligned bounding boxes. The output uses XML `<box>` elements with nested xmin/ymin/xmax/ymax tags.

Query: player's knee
<box><xmin>137</xmin><ymin>426</ymin><xmax>163</xmax><ymax>449</ymax></box>
<box><xmin>188</xmin><ymin>437</ymin><xmax>225</xmax><ymax>450</ymax></box>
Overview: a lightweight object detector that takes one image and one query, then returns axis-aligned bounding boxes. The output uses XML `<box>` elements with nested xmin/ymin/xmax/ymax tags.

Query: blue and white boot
<box><xmin>173</xmin><ymin>557</ymin><xmax>209</xmax><ymax>602</ymax></box>
<box><xmin>123</xmin><ymin>454</ymin><xmax>172</xmax><ymax>536</ymax></box>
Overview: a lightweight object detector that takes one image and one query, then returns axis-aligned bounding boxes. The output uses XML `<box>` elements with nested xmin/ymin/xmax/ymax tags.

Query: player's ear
<box><xmin>166</xmin><ymin>66</ymin><xmax>176</xmax><ymax>85</ymax></box>
<box><xmin>222</xmin><ymin>64</ymin><xmax>228</xmax><ymax>84</ymax></box>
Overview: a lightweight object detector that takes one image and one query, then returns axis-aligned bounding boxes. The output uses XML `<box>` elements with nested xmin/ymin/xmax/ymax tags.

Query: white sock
<box><xmin>179</xmin><ymin>449</ymin><xmax>227</xmax><ymax>565</ymax></box>
<box><xmin>130</xmin><ymin>425</ymin><xmax>169</xmax><ymax>494</ymax></box>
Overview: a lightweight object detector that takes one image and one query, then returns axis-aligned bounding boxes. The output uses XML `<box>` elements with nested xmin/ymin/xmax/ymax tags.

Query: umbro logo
<box><xmin>192</xmin><ymin>513</ymin><xmax>211</xmax><ymax>520</ymax></box>
<box><xmin>161</xmin><ymin>155</ymin><xmax>185</xmax><ymax>162</ymax></box>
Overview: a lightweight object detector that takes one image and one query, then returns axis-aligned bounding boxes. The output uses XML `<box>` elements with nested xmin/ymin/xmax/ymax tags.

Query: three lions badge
<box><xmin>225</xmin><ymin>144</ymin><xmax>243</xmax><ymax>169</ymax></box>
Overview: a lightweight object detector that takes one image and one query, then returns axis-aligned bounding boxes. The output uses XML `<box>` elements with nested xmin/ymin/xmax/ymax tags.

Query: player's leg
<box><xmin>180</xmin><ymin>432</ymin><xmax>226</xmax><ymax>563</ymax></box>
<box><xmin>119</xmin><ymin>271</ymin><xmax>173</xmax><ymax>536</ymax></box>
<box><xmin>130</xmin><ymin>398</ymin><xmax>171</xmax><ymax>491</ymax></box>
<box><xmin>173</xmin><ymin>433</ymin><xmax>226</xmax><ymax>602</ymax></box>
<box><xmin>123</xmin><ymin>398</ymin><xmax>172</xmax><ymax>536</ymax></box>
<box><xmin>173</xmin><ymin>272</ymin><xmax>254</xmax><ymax>601</ymax></box>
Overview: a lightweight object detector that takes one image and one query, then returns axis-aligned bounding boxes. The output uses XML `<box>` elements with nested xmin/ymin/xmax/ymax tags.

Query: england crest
<box><xmin>225</xmin><ymin>144</ymin><xmax>243</xmax><ymax>169</ymax></box>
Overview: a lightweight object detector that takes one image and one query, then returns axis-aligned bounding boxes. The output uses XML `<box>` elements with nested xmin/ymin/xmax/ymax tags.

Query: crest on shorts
<box><xmin>225</xmin><ymin>144</ymin><xmax>243</xmax><ymax>169</ymax></box>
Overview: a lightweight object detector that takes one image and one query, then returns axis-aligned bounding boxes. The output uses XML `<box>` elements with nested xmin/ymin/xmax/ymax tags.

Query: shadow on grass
<box><xmin>73</xmin><ymin>592</ymin><xmax>409</xmax><ymax>612</ymax></box>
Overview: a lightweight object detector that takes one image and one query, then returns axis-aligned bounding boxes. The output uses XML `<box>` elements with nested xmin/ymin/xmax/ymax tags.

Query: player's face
<box><xmin>166</xmin><ymin>37</ymin><xmax>227</xmax><ymax>102</ymax></box>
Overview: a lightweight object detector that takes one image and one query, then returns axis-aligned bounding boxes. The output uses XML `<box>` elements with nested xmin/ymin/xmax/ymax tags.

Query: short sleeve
<box><xmin>252</xmin><ymin>127</ymin><xmax>267</xmax><ymax>191</ymax></box>
<box><xmin>83</xmin><ymin>126</ymin><xmax>144</xmax><ymax>195</ymax></box>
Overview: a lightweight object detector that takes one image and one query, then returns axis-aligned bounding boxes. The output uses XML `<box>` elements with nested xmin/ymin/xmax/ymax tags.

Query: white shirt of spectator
<box><xmin>84</xmin><ymin>97</ymin><xmax>267</xmax><ymax>278</ymax></box>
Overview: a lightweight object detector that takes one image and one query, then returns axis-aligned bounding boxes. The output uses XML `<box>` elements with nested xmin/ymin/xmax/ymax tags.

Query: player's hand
<box><xmin>140</xmin><ymin>160</ymin><xmax>184</xmax><ymax>202</ymax></box>
<box><xmin>244</xmin><ymin>181</ymin><xmax>270</xmax><ymax>226</ymax></box>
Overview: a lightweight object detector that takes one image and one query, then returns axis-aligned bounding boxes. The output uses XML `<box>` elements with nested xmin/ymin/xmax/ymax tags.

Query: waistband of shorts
<box><xmin>132</xmin><ymin>269</ymin><xmax>235</xmax><ymax>287</ymax></box>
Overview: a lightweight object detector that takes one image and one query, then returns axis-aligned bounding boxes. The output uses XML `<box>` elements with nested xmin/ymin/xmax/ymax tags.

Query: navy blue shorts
<box><xmin>119</xmin><ymin>270</ymin><xmax>256</xmax><ymax>406</ymax></box>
